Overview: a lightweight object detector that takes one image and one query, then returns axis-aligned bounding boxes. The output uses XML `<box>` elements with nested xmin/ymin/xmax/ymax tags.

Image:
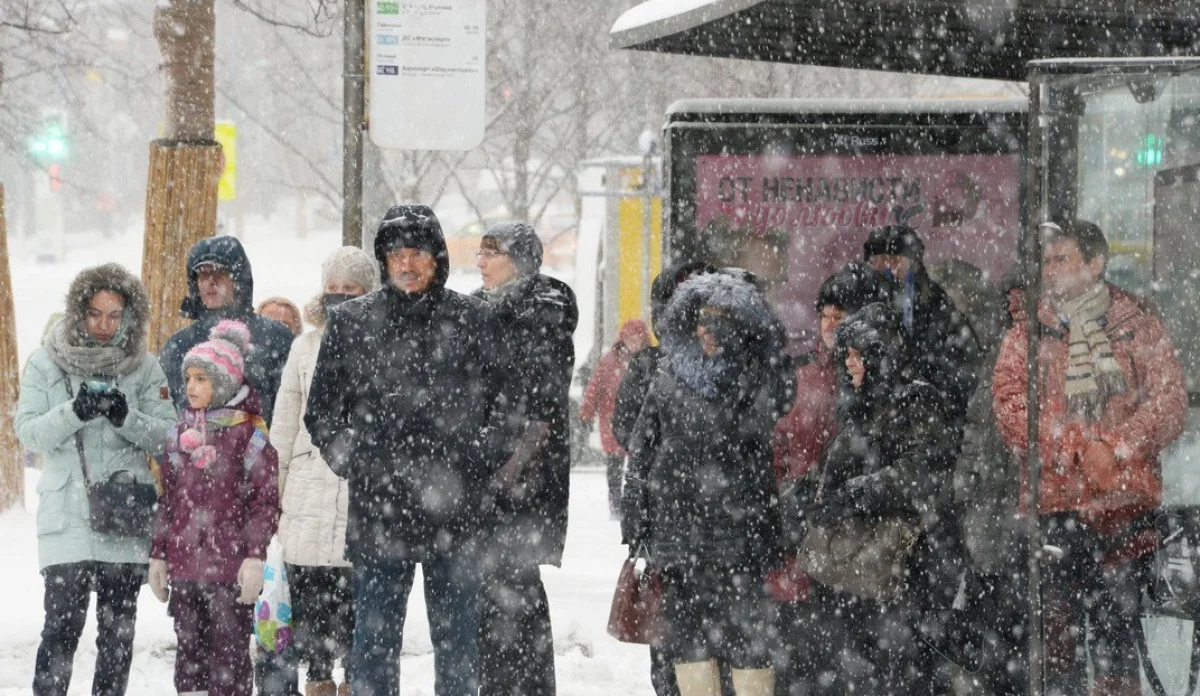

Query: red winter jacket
<box><xmin>580</xmin><ymin>347</ymin><xmax>633</xmax><ymax>456</ymax></box>
<box><xmin>151</xmin><ymin>386</ymin><xmax>280</xmax><ymax>584</ymax></box>
<box><xmin>993</xmin><ymin>284</ymin><xmax>1185</xmax><ymax>546</ymax></box>
<box><xmin>767</xmin><ymin>345</ymin><xmax>838</xmax><ymax>603</ymax></box>
<box><xmin>772</xmin><ymin>346</ymin><xmax>839</xmax><ymax>483</ymax></box>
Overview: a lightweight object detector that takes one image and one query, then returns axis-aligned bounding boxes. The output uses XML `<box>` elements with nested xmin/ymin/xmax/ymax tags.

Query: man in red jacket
<box><xmin>993</xmin><ymin>219</ymin><xmax>1186</xmax><ymax>696</ymax></box>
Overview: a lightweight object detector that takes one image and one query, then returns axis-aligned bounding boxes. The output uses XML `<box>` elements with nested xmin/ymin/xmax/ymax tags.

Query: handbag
<box><xmin>607</xmin><ymin>549</ymin><xmax>666</xmax><ymax>645</ymax></box>
<box><xmin>795</xmin><ymin>460</ymin><xmax>918</xmax><ymax>602</ymax></box>
<box><xmin>255</xmin><ymin>537</ymin><xmax>293</xmax><ymax>653</ymax></box>
<box><xmin>64</xmin><ymin>376</ymin><xmax>158</xmax><ymax>538</ymax></box>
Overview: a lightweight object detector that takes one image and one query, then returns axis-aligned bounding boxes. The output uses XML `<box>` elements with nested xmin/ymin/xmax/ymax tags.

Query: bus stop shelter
<box><xmin>609</xmin><ymin>0</ymin><xmax>1200</xmax><ymax>80</ymax></box>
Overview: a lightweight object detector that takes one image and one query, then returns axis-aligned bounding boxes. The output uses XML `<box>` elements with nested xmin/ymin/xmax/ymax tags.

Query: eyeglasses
<box><xmin>475</xmin><ymin>251</ymin><xmax>508</xmax><ymax>259</ymax></box>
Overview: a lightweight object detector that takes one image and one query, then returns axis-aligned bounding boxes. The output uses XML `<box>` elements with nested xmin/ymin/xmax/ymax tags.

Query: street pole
<box><xmin>640</xmin><ymin>152</ymin><xmax>652</xmax><ymax>320</ymax></box>
<box><xmin>342</xmin><ymin>0</ymin><xmax>365</xmax><ymax>247</ymax></box>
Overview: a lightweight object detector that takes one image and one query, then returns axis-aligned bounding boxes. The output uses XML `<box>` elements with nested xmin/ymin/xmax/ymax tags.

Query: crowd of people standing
<box><xmin>16</xmin><ymin>208</ymin><xmax>1187</xmax><ymax>696</ymax></box>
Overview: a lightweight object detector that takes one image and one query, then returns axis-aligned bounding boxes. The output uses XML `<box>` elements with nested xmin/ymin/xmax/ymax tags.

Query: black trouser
<box><xmin>478</xmin><ymin>565</ymin><xmax>556</xmax><ymax>696</ymax></box>
<box><xmin>33</xmin><ymin>561</ymin><xmax>144</xmax><ymax>696</ymax></box>
<box><xmin>288</xmin><ymin>565</ymin><xmax>354</xmax><ymax>683</ymax></box>
<box><xmin>966</xmin><ymin>570</ymin><xmax>1028</xmax><ymax>696</ymax></box>
<box><xmin>606</xmin><ymin>453</ymin><xmax>624</xmax><ymax>516</ymax></box>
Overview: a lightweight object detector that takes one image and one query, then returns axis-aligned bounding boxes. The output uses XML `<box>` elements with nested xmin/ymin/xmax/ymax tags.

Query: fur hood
<box><xmin>44</xmin><ymin>263</ymin><xmax>151</xmax><ymax>377</ymax></box>
<box><xmin>303</xmin><ymin>294</ymin><xmax>326</xmax><ymax>329</ymax></box>
<box><xmin>661</xmin><ymin>272</ymin><xmax>785</xmax><ymax>361</ymax></box>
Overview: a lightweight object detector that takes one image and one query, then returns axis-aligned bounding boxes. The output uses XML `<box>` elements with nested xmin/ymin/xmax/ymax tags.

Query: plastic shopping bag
<box><xmin>254</xmin><ymin>537</ymin><xmax>292</xmax><ymax>653</ymax></box>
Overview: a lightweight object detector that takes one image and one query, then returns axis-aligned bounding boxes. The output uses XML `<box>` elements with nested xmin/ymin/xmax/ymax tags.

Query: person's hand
<box><xmin>148</xmin><ymin>558</ymin><xmax>170</xmax><ymax>603</ymax></box>
<box><xmin>236</xmin><ymin>558</ymin><xmax>265</xmax><ymax>604</ymax></box>
<box><xmin>72</xmin><ymin>383</ymin><xmax>104</xmax><ymax>422</ymax></box>
<box><xmin>1083</xmin><ymin>440</ymin><xmax>1121</xmax><ymax>493</ymax></box>
<box><xmin>103</xmin><ymin>389</ymin><xmax>129</xmax><ymax>428</ymax></box>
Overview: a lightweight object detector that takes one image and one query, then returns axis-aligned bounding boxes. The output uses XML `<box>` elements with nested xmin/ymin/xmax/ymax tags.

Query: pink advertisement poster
<box><xmin>692</xmin><ymin>153</ymin><xmax>1022</xmax><ymax>346</ymax></box>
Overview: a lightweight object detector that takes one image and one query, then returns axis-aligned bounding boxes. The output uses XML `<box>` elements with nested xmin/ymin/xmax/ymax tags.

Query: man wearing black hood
<box><xmin>472</xmin><ymin>221</ymin><xmax>577</xmax><ymax>696</ymax></box>
<box><xmin>862</xmin><ymin>224</ymin><xmax>981</xmax><ymax>424</ymax></box>
<box><xmin>304</xmin><ymin>205</ymin><xmax>505</xmax><ymax>696</ymax></box>
<box><xmin>160</xmin><ymin>236</ymin><xmax>295</xmax><ymax>425</ymax></box>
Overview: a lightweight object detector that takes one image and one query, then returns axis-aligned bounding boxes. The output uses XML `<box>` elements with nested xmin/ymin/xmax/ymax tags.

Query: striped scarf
<box><xmin>1060</xmin><ymin>283</ymin><xmax>1127</xmax><ymax>420</ymax></box>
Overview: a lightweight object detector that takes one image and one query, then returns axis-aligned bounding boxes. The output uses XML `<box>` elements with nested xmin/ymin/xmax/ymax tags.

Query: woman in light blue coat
<box><xmin>16</xmin><ymin>263</ymin><xmax>175</xmax><ymax>696</ymax></box>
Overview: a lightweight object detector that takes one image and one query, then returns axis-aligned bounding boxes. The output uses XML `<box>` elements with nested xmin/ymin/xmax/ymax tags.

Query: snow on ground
<box><xmin>0</xmin><ymin>468</ymin><xmax>653</xmax><ymax>696</ymax></box>
<box><xmin>2</xmin><ymin>221</ymin><xmax>646</xmax><ymax>694</ymax></box>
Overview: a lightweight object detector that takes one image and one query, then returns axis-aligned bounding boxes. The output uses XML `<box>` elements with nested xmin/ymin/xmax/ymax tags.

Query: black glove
<box><xmin>103</xmin><ymin>389</ymin><xmax>129</xmax><ymax>428</ymax></box>
<box><xmin>72</xmin><ymin>383</ymin><xmax>104</xmax><ymax>422</ymax></box>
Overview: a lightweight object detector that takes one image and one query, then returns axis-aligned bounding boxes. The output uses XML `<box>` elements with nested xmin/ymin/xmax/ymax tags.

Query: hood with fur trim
<box><xmin>44</xmin><ymin>263</ymin><xmax>151</xmax><ymax>377</ymax></box>
<box><xmin>661</xmin><ymin>272</ymin><xmax>786</xmax><ymax>365</ymax></box>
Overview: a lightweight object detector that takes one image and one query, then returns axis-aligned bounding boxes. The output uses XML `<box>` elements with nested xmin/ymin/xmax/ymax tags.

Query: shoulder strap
<box><xmin>61</xmin><ymin>373</ymin><xmax>93</xmax><ymax>487</ymax></box>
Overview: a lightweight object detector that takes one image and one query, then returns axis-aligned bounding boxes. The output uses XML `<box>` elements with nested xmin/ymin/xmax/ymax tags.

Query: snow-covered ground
<box><xmin>0</xmin><ymin>468</ymin><xmax>651</xmax><ymax>696</ymax></box>
<box><xmin>1</xmin><ymin>221</ymin><xmax>649</xmax><ymax>695</ymax></box>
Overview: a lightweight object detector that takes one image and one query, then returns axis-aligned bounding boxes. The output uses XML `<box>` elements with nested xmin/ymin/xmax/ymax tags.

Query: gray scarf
<box><xmin>43</xmin><ymin>317</ymin><xmax>145</xmax><ymax>379</ymax></box>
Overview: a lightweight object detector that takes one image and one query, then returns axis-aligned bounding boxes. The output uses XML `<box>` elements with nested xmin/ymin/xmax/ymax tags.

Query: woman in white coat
<box><xmin>270</xmin><ymin>247</ymin><xmax>378</xmax><ymax>696</ymax></box>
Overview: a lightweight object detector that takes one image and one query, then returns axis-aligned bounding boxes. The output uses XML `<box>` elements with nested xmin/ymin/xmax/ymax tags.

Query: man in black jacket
<box><xmin>159</xmin><ymin>236</ymin><xmax>294</xmax><ymax>425</ymax></box>
<box><xmin>305</xmin><ymin>205</ymin><xmax>505</xmax><ymax>696</ymax></box>
<box><xmin>862</xmin><ymin>224</ymin><xmax>981</xmax><ymax>425</ymax></box>
<box><xmin>473</xmin><ymin>221</ymin><xmax>577</xmax><ymax>696</ymax></box>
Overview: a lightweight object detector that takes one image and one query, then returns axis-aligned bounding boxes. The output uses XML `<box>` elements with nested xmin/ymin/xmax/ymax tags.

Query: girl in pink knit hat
<box><xmin>149</xmin><ymin>319</ymin><xmax>280</xmax><ymax>696</ymax></box>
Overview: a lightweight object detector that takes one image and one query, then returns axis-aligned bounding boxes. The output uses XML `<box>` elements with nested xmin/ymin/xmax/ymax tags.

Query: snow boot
<box><xmin>337</xmin><ymin>684</ymin><xmax>351</xmax><ymax>696</ymax></box>
<box><xmin>306</xmin><ymin>681</ymin><xmax>337</xmax><ymax>696</ymax></box>
<box><xmin>675</xmin><ymin>660</ymin><xmax>720</xmax><ymax>696</ymax></box>
<box><xmin>730</xmin><ymin>668</ymin><xmax>774</xmax><ymax>696</ymax></box>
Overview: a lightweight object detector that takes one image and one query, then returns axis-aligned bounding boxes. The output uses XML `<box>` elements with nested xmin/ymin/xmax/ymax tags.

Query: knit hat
<box><xmin>862</xmin><ymin>224</ymin><xmax>926</xmax><ymax>266</ymax></box>
<box><xmin>482</xmin><ymin>221</ymin><xmax>543</xmax><ymax>277</ymax></box>
<box><xmin>182</xmin><ymin>320</ymin><xmax>252</xmax><ymax>408</ymax></box>
<box><xmin>322</xmin><ymin>246</ymin><xmax>379</xmax><ymax>293</ymax></box>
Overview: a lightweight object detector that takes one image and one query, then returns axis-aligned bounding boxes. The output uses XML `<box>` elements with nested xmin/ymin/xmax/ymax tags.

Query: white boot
<box><xmin>731</xmin><ymin>668</ymin><xmax>775</xmax><ymax>696</ymax></box>
<box><xmin>675</xmin><ymin>660</ymin><xmax>720</xmax><ymax>696</ymax></box>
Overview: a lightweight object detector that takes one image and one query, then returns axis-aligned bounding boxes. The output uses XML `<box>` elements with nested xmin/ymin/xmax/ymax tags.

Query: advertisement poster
<box><xmin>368</xmin><ymin>0</ymin><xmax>485</xmax><ymax>151</ymax></box>
<box><xmin>692</xmin><ymin>153</ymin><xmax>1022</xmax><ymax>343</ymax></box>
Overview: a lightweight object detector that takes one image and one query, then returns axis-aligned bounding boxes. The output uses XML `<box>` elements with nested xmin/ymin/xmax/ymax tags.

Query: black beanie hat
<box><xmin>815</xmin><ymin>261</ymin><xmax>887</xmax><ymax>314</ymax></box>
<box><xmin>483</xmin><ymin>221</ymin><xmax>543</xmax><ymax>277</ymax></box>
<box><xmin>862</xmin><ymin>224</ymin><xmax>926</xmax><ymax>265</ymax></box>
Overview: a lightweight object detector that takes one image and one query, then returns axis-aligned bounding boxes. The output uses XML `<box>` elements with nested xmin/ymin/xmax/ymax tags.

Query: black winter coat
<box><xmin>473</xmin><ymin>274</ymin><xmax>577</xmax><ymax>567</ymax></box>
<box><xmin>611</xmin><ymin>346</ymin><xmax>659</xmax><ymax>453</ymax></box>
<box><xmin>622</xmin><ymin>274</ymin><xmax>793</xmax><ymax>571</ymax></box>
<box><xmin>159</xmin><ymin>236</ymin><xmax>295</xmax><ymax>425</ymax></box>
<box><xmin>816</xmin><ymin>305</ymin><xmax>962</xmax><ymax>605</ymax></box>
<box><xmin>899</xmin><ymin>274</ymin><xmax>981</xmax><ymax>426</ymax></box>
<box><xmin>305</xmin><ymin>283</ymin><xmax>505</xmax><ymax>565</ymax></box>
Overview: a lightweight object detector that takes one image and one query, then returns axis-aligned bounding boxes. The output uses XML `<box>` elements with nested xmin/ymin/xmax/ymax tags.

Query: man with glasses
<box><xmin>305</xmin><ymin>205</ymin><xmax>506</xmax><ymax>696</ymax></box>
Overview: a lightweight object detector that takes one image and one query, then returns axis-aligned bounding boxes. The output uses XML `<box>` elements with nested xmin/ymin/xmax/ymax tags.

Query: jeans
<box><xmin>350</xmin><ymin>548</ymin><xmax>482</xmax><ymax>696</ymax></box>
<box><xmin>33</xmin><ymin>561</ymin><xmax>144</xmax><ymax>696</ymax></box>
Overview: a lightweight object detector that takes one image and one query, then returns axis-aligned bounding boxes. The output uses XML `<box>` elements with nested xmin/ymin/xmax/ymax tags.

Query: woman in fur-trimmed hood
<box><xmin>621</xmin><ymin>271</ymin><xmax>793</xmax><ymax>695</ymax></box>
<box><xmin>15</xmin><ymin>262</ymin><xmax>175</xmax><ymax>696</ymax></box>
<box><xmin>269</xmin><ymin>245</ymin><xmax>377</xmax><ymax>694</ymax></box>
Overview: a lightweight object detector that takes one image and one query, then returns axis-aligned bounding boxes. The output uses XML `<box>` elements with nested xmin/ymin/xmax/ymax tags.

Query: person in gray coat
<box><xmin>16</xmin><ymin>263</ymin><xmax>175</xmax><ymax>696</ymax></box>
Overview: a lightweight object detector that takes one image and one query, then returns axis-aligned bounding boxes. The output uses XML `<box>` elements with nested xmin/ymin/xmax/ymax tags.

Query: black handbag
<box><xmin>64</xmin><ymin>377</ymin><xmax>158</xmax><ymax>538</ymax></box>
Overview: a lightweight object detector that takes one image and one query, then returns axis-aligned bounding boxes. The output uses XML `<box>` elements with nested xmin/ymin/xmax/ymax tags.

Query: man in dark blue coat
<box><xmin>159</xmin><ymin>236</ymin><xmax>295</xmax><ymax>425</ymax></box>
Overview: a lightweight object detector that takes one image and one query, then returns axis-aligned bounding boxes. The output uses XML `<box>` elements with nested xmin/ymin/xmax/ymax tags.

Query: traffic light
<box><xmin>1136</xmin><ymin>134</ymin><xmax>1163</xmax><ymax>168</ymax></box>
<box><xmin>28</xmin><ymin>109</ymin><xmax>68</xmax><ymax>162</ymax></box>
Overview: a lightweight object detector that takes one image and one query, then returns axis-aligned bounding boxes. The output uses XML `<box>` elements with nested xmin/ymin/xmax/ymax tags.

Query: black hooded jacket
<box><xmin>159</xmin><ymin>236</ymin><xmax>295</xmax><ymax>425</ymax></box>
<box><xmin>304</xmin><ymin>205</ymin><xmax>506</xmax><ymax>565</ymax></box>
<box><xmin>472</xmin><ymin>273</ymin><xmax>577</xmax><ymax>567</ymax></box>
<box><xmin>814</xmin><ymin>303</ymin><xmax>961</xmax><ymax>602</ymax></box>
<box><xmin>621</xmin><ymin>273</ymin><xmax>793</xmax><ymax>570</ymax></box>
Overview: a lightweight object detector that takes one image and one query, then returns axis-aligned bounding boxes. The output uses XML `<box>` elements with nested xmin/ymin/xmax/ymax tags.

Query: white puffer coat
<box><xmin>271</xmin><ymin>300</ymin><xmax>350</xmax><ymax>567</ymax></box>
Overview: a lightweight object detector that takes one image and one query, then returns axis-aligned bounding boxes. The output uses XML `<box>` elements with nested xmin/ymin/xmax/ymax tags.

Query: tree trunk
<box><xmin>0</xmin><ymin>185</ymin><xmax>25</xmax><ymax>511</ymax></box>
<box><xmin>143</xmin><ymin>0</ymin><xmax>220</xmax><ymax>355</ymax></box>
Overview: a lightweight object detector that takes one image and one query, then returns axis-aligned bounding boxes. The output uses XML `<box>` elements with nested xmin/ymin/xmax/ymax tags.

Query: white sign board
<box><xmin>367</xmin><ymin>1</ymin><xmax>486</xmax><ymax>151</ymax></box>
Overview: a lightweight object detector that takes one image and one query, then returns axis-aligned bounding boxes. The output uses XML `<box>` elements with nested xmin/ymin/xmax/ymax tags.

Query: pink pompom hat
<box><xmin>182</xmin><ymin>319</ymin><xmax>253</xmax><ymax>408</ymax></box>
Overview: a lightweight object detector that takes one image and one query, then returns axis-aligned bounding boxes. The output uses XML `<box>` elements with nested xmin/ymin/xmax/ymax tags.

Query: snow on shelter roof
<box><xmin>609</xmin><ymin>0</ymin><xmax>1200</xmax><ymax>82</ymax></box>
<box><xmin>665</xmin><ymin>97</ymin><xmax>1028</xmax><ymax>117</ymax></box>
